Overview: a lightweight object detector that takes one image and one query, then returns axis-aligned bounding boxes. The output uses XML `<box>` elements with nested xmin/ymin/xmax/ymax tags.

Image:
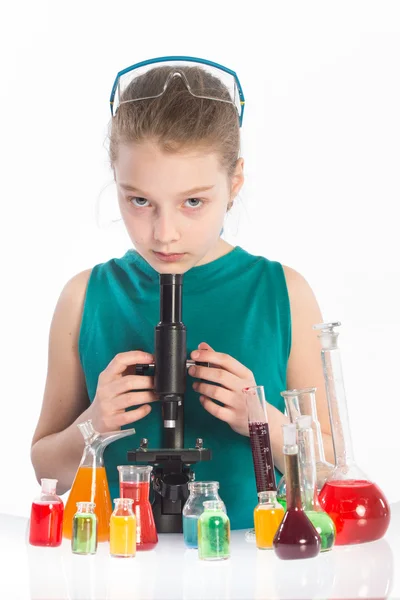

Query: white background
<box><xmin>1</xmin><ymin>0</ymin><xmax>399</xmax><ymax>517</ymax></box>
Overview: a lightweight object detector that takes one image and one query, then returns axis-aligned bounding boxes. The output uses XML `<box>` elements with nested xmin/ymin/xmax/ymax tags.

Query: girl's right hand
<box><xmin>88</xmin><ymin>351</ymin><xmax>156</xmax><ymax>432</ymax></box>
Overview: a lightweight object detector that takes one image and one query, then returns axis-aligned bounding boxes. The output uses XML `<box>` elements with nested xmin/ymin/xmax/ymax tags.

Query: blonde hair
<box><xmin>108</xmin><ymin>65</ymin><xmax>241</xmax><ymax>179</ymax></box>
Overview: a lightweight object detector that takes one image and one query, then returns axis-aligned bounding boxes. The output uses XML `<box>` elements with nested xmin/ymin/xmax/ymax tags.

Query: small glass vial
<box><xmin>182</xmin><ymin>481</ymin><xmax>225</xmax><ymax>549</ymax></box>
<box><xmin>198</xmin><ymin>500</ymin><xmax>230</xmax><ymax>561</ymax></box>
<box><xmin>29</xmin><ymin>478</ymin><xmax>64</xmax><ymax>547</ymax></box>
<box><xmin>254</xmin><ymin>490</ymin><xmax>284</xmax><ymax>550</ymax></box>
<box><xmin>110</xmin><ymin>498</ymin><xmax>136</xmax><ymax>558</ymax></box>
<box><xmin>72</xmin><ymin>502</ymin><xmax>98</xmax><ymax>555</ymax></box>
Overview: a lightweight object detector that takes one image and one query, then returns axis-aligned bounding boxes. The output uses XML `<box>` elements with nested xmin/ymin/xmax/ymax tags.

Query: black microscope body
<box><xmin>127</xmin><ymin>274</ymin><xmax>211</xmax><ymax>533</ymax></box>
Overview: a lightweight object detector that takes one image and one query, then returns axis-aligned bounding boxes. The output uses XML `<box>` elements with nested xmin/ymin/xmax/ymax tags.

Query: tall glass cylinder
<box><xmin>296</xmin><ymin>415</ymin><xmax>336</xmax><ymax>552</ymax></box>
<box><xmin>314</xmin><ymin>322</ymin><xmax>391</xmax><ymax>545</ymax></box>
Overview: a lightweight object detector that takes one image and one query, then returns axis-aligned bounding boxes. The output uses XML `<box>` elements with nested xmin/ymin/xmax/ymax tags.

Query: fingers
<box><xmin>191</xmin><ymin>345</ymin><xmax>253</xmax><ymax>380</ymax></box>
<box><xmin>199</xmin><ymin>395</ymin><xmax>233</xmax><ymax>425</ymax></box>
<box><xmin>189</xmin><ymin>364</ymin><xmax>240</xmax><ymax>392</ymax></box>
<box><xmin>193</xmin><ymin>381</ymin><xmax>236</xmax><ymax>407</ymax></box>
<box><xmin>120</xmin><ymin>404</ymin><xmax>153</xmax><ymax>426</ymax></box>
<box><xmin>113</xmin><ymin>391</ymin><xmax>157</xmax><ymax>410</ymax></box>
<box><xmin>100</xmin><ymin>351</ymin><xmax>154</xmax><ymax>384</ymax></box>
<box><xmin>108</xmin><ymin>375</ymin><xmax>154</xmax><ymax>396</ymax></box>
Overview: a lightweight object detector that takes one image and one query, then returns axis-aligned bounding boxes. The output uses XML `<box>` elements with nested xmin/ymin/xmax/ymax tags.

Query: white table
<box><xmin>1</xmin><ymin>503</ymin><xmax>399</xmax><ymax>599</ymax></box>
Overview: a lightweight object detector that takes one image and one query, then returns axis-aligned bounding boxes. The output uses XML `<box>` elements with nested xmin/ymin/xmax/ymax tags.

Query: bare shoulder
<box><xmin>282</xmin><ymin>265</ymin><xmax>320</xmax><ymax>312</ymax></box>
<box><xmin>31</xmin><ymin>268</ymin><xmax>93</xmax><ymax>446</ymax></box>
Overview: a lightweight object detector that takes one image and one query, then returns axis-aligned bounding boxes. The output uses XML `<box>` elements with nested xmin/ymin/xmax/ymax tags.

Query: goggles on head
<box><xmin>109</xmin><ymin>55</ymin><xmax>245</xmax><ymax>127</ymax></box>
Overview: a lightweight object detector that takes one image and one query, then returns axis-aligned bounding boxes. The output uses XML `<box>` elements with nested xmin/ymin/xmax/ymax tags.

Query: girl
<box><xmin>31</xmin><ymin>57</ymin><xmax>333</xmax><ymax>529</ymax></box>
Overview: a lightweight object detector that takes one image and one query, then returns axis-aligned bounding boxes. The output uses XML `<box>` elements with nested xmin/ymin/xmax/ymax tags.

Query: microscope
<box><xmin>127</xmin><ymin>274</ymin><xmax>211</xmax><ymax>533</ymax></box>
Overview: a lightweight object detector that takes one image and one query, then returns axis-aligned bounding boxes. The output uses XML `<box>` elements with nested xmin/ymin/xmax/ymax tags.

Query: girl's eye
<box><xmin>184</xmin><ymin>198</ymin><xmax>203</xmax><ymax>208</ymax></box>
<box><xmin>130</xmin><ymin>197</ymin><xmax>150</xmax><ymax>207</ymax></box>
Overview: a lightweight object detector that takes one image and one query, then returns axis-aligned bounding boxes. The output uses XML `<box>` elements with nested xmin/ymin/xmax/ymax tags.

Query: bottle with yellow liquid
<box><xmin>110</xmin><ymin>498</ymin><xmax>136</xmax><ymax>558</ymax></box>
<box><xmin>63</xmin><ymin>420</ymin><xmax>135</xmax><ymax>542</ymax></box>
<box><xmin>254</xmin><ymin>490</ymin><xmax>284</xmax><ymax>549</ymax></box>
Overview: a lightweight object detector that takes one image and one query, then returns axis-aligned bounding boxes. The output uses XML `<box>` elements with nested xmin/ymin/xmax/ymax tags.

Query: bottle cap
<box><xmin>41</xmin><ymin>478</ymin><xmax>57</xmax><ymax>494</ymax></box>
<box><xmin>282</xmin><ymin>423</ymin><xmax>297</xmax><ymax>446</ymax></box>
<box><xmin>296</xmin><ymin>415</ymin><xmax>312</xmax><ymax>430</ymax></box>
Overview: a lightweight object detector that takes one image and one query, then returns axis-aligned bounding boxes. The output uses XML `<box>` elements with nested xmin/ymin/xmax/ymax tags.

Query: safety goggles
<box><xmin>109</xmin><ymin>55</ymin><xmax>245</xmax><ymax>127</ymax></box>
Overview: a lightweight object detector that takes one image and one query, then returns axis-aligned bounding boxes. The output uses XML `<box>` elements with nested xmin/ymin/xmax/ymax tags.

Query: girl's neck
<box><xmin>196</xmin><ymin>239</ymin><xmax>235</xmax><ymax>267</ymax></box>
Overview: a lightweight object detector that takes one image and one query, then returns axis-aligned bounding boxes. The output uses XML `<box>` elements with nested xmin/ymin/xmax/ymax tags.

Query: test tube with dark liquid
<box><xmin>244</xmin><ymin>386</ymin><xmax>284</xmax><ymax>548</ymax></box>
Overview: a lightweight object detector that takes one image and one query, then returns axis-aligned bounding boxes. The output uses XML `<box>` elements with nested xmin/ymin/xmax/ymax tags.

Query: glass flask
<box><xmin>198</xmin><ymin>500</ymin><xmax>230</xmax><ymax>561</ymax></box>
<box><xmin>29</xmin><ymin>478</ymin><xmax>64</xmax><ymax>547</ymax></box>
<box><xmin>254</xmin><ymin>491</ymin><xmax>284</xmax><ymax>550</ymax></box>
<box><xmin>110</xmin><ymin>498</ymin><xmax>136</xmax><ymax>558</ymax></box>
<box><xmin>72</xmin><ymin>501</ymin><xmax>98</xmax><ymax>555</ymax></box>
<box><xmin>63</xmin><ymin>420</ymin><xmax>136</xmax><ymax>542</ymax></box>
<box><xmin>296</xmin><ymin>415</ymin><xmax>336</xmax><ymax>552</ymax></box>
<box><xmin>182</xmin><ymin>481</ymin><xmax>225</xmax><ymax>549</ymax></box>
<box><xmin>244</xmin><ymin>385</ymin><xmax>282</xmax><ymax>545</ymax></box>
<box><xmin>314</xmin><ymin>322</ymin><xmax>391</xmax><ymax>545</ymax></box>
<box><xmin>273</xmin><ymin>424</ymin><xmax>321</xmax><ymax>560</ymax></box>
<box><xmin>118</xmin><ymin>465</ymin><xmax>158</xmax><ymax>550</ymax></box>
<box><xmin>277</xmin><ymin>387</ymin><xmax>334</xmax><ymax>509</ymax></box>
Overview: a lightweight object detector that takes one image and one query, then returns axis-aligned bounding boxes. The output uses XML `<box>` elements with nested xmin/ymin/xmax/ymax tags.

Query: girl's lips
<box><xmin>153</xmin><ymin>251</ymin><xmax>186</xmax><ymax>263</ymax></box>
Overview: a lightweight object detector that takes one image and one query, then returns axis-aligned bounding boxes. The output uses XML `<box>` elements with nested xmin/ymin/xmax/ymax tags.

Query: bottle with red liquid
<box><xmin>273</xmin><ymin>424</ymin><xmax>321</xmax><ymax>560</ymax></box>
<box><xmin>29</xmin><ymin>478</ymin><xmax>64</xmax><ymax>547</ymax></box>
<box><xmin>314</xmin><ymin>322</ymin><xmax>391</xmax><ymax>545</ymax></box>
<box><xmin>118</xmin><ymin>465</ymin><xmax>158</xmax><ymax>550</ymax></box>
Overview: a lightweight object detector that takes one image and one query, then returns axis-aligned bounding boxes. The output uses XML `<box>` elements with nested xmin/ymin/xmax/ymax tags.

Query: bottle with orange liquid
<box><xmin>63</xmin><ymin>420</ymin><xmax>135</xmax><ymax>543</ymax></box>
<box><xmin>314</xmin><ymin>322</ymin><xmax>391</xmax><ymax>545</ymax></box>
<box><xmin>110</xmin><ymin>498</ymin><xmax>136</xmax><ymax>558</ymax></box>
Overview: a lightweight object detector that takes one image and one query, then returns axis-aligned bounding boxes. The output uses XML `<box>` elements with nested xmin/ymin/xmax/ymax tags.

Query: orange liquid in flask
<box><xmin>63</xmin><ymin>466</ymin><xmax>112</xmax><ymax>542</ymax></box>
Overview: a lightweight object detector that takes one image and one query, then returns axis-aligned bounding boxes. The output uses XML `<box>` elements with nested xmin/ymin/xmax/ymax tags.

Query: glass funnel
<box><xmin>277</xmin><ymin>387</ymin><xmax>334</xmax><ymax>508</ymax></box>
<box><xmin>244</xmin><ymin>385</ymin><xmax>280</xmax><ymax>543</ymax></box>
<box><xmin>63</xmin><ymin>420</ymin><xmax>136</xmax><ymax>542</ymax></box>
<box><xmin>296</xmin><ymin>415</ymin><xmax>336</xmax><ymax>552</ymax></box>
<box><xmin>314</xmin><ymin>322</ymin><xmax>391</xmax><ymax>545</ymax></box>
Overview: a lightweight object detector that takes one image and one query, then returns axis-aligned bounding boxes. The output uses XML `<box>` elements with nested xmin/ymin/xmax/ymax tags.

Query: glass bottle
<box><xmin>63</xmin><ymin>420</ymin><xmax>136</xmax><ymax>542</ymax></box>
<box><xmin>72</xmin><ymin>501</ymin><xmax>98</xmax><ymax>555</ymax></box>
<box><xmin>29</xmin><ymin>478</ymin><xmax>64</xmax><ymax>547</ymax></box>
<box><xmin>110</xmin><ymin>498</ymin><xmax>136</xmax><ymax>558</ymax></box>
<box><xmin>244</xmin><ymin>385</ymin><xmax>284</xmax><ymax>546</ymax></box>
<box><xmin>198</xmin><ymin>500</ymin><xmax>230</xmax><ymax>561</ymax></box>
<box><xmin>182</xmin><ymin>481</ymin><xmax>226</xmax><ymax>548</ymax></box>
<box><xmin>254</xmin><ymin>491</ymin><xmax>284</xmax><ymax>550</ymax></box>
<box><xmin>277</xmin><ymin>387</ymin><xmax>334</xmax><ymax>510</ymax></box>
<box><xmin>314</xmin><ymin>322</ymin><xmax>391</xmax><ymax>545</ymax></box>
<box><xmin>273</xmin><ymin>424</ymin><xmax>321</xmax><ymax>560</ymax></box>
<box><xmin>296</xmin><ymin>415</ymin><xmax>336</xmax><ymax>552</ymax></box>
<box><xmin>118</xmin><ymin>465</ymin><xmax>158</xmax><ymax>550</ymax></box>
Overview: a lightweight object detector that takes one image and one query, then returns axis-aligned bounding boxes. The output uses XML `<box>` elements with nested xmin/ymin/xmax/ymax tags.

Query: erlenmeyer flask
<box><xmin>314</xmin><ymin>322</ymin><xmax>391</xmax><ymax>545</ymax></box>
<box><xmin>63</xmin><ymin>420</ymin><xmax>135</xmax><ymax>542</ymax></box>
<box><xmin>277</xmin><ymin>387</ymin><xmax>334</xmax><ymax>508</ymax></box>
<box><xmin>118</xmin><ymin>465</ymin><xmax>158</xmax><ymax>550</ymax></box>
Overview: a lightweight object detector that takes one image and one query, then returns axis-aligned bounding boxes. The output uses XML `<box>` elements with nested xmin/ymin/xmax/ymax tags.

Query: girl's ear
<box><xmin>230</xmin><ymin>158</ymin><xmax>244</xmax><ymax>201</ymax></box>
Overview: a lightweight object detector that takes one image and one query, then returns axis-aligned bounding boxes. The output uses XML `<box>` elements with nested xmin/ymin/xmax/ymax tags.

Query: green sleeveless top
<box><xmin>79</xmin><ymin>246</ymin><xmax>291</xmax><ymax>530</ymax></box>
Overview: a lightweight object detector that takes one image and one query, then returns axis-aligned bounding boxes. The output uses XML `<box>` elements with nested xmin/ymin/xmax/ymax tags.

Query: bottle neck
<box><xmin>297</xmin><ymin>428</ymin><xmax>321</xmax><ymax>511</ymax></box>
<box><xmin>284</xmin><ymin>394</ymin><xmax>327</xmax><ymax>464</ymax></box>
<box><xmin>258</xmin><ymin>490</ymin><xmax>278</xmax><ymax>505</ymax></box>
<box><xmin>322</xmin><ymin>347</ymin><xmax>355</xmax><ymax>467</ymax></box>
<box><xmin>284</xmin><ymin>450</ymin><xmax>302</xmax><ymax>510</ymax></box>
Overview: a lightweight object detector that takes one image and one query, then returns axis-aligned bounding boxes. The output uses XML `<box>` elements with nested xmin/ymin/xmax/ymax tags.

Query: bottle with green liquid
<box><xmin>198</xmin><ymin>500</ymin><xmax>230</xmax><ymax>561</ymax></box>
<box><xmin>296</xmin><ymin>415</ymin><xmax>336</xmax><ymax>552</ymax></box>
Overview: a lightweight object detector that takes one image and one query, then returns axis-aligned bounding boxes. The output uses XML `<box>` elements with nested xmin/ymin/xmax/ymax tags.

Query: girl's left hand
<box><xmin>188</xmin><ymin>342</ymin><xmax>256</xmax><ymax>437</ymax></box>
